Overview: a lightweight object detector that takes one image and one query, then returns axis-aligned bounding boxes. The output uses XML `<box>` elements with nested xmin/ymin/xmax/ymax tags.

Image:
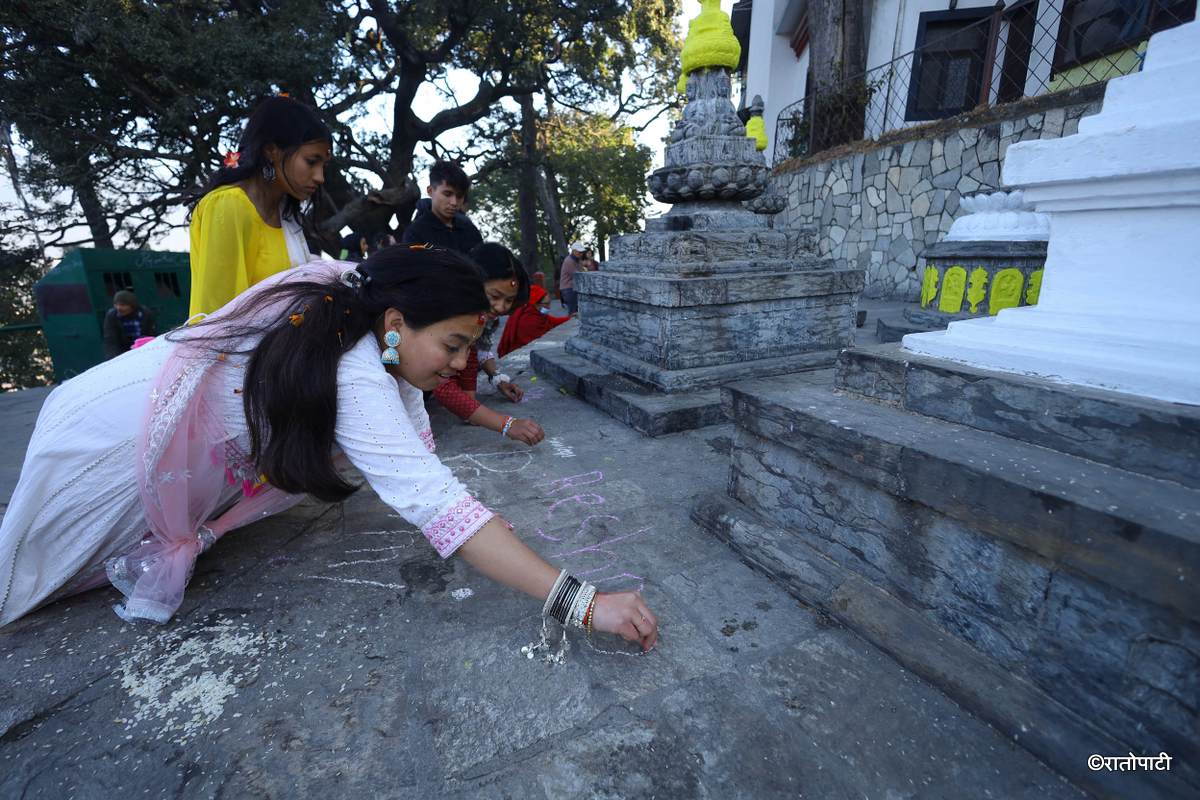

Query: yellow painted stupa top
<box><xmin>745</xmin><ymin>115</ymin><xmax>767</xmax><ymax>150</ymax></box>
<box><xmin>676</xmin><ymin>0</ymin><xmax>742</xmax><ymax>93</ymax></box>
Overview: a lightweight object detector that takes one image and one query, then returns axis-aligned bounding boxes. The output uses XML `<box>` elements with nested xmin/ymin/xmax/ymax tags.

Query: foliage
<box><xmin>783</xmin><ymin>73</ymin><xmax>884</xmax><ymax>160</ymax></box>
<box><xmin>0</xmin><ymin>0</ymin><xmax>354</xmax><ymax>248</ymax></box>
<box><xmin>0</xmin><ymin>0</ymin><xmax>681</xmax><ymax>251</ymax></box>
<box><xmin>472</xmin><ymin>111</ymin><xmax>651</xmax><ymax>272</ymax></box>
<box><xmin>0</xmin><ymin>233</ymin><xmax>52</xmax><ymax>389</ymax></box>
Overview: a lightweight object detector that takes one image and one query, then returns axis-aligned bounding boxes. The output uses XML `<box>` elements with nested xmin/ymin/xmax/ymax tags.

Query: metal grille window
<box><xmin>153</xmin><ymin>271</ymin><xmax>182</xmax><ymax>299</ymax></box>
<box><xmin>906</xmin><ymin>9</ymin><xmax>993</xmax><ymax>122</ymax></box>
<box><xmin>101</xmin><ymin>271</ymin><xmax>134</xmax><ymax>299</ymax></box>
<box><xmin>1055</xmin><ymin>0</ymin><xmax>1196</xmax><ymax>70</ymax></box>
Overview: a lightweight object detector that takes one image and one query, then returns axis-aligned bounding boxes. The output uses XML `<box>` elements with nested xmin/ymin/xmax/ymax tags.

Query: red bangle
<box><xmin>583</xmin><ymin>598</ymin><xmax>596</xmax><ymax>634</ymax></box>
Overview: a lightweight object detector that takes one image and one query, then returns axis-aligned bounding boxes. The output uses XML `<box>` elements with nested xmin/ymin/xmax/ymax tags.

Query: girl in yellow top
<box><xmin>189</xmin><ymin>96</ymin><xmax>333</xmax><ymax>317</ymax></box>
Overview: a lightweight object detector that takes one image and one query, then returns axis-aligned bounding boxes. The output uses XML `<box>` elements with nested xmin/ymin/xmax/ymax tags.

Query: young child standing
<box><xmin>400</xmin><ymin>161</ymin><xmax>483</xmax><ymax>253</ymax></box>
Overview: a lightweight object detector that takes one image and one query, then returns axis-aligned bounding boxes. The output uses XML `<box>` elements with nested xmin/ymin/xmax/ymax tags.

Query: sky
<box><xmin>0</xmin><ymin>1</ymin><xmax>735</xmax><ymax>257</ymax></box>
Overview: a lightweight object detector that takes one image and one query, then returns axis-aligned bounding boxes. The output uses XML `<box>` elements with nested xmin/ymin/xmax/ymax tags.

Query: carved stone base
<box><xmin>571</xmin><ymin>266</ymin><xmax>862</xmax><ymax>386</ymax></box>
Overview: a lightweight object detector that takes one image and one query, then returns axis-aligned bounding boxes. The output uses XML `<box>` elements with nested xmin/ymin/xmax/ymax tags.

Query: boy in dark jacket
<box><xmin>103</xmin><ymin>290</ymin><xmax>157</xmax><ymax>359</ymax></box>
<box><xmin>400</xmin><ymin>160</ymin><xmax>483</xmax><ymax>253</ymax></box>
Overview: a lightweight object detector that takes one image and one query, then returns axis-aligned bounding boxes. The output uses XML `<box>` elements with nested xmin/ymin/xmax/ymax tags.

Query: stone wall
<box><xmin>769</xmin><ymin>89</ymin><xmax>1104</xmax><ymax>299</ymax></box>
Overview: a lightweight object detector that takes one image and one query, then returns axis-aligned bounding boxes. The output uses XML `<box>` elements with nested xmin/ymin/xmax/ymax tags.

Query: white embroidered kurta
<box><xmin>0</xmin><ymin>331</ymin><xmax>492</xmax><ymax>627</ymax></box>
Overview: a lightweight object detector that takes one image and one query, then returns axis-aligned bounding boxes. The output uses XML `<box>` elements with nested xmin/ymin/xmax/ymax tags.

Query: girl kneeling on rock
<box><xmin>0</xmin><ymin>246</ymin><xmax>658</xmax><ymax>655</ymax></box>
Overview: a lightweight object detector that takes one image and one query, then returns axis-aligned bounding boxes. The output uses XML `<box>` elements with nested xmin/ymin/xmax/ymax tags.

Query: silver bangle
<box><xmin>500</xmin><ymin>416</ymin><xmax>515</xmax><ymax>438</ymax></box>
<box><xmin>571</xmin><ymin>583</ymin><xmax>596</xmax><ymax>630</ymax></box>
<box><xmin>542</xmin><ymin>569</ymin><xmax>568</xmax><ymax>618</ymax></box>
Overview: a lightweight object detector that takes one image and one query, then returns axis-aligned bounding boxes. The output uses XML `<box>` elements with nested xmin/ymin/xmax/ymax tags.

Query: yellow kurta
<box><xmin>188</xmin><ymin>185</ymin><xmax>291</xmax><ymax>317</ymax></box>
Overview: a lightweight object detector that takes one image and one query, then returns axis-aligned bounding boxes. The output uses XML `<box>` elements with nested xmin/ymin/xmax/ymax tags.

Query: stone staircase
<box><xmin>693</xmin><ymin>343</ymin><xmax>1200</xmax><ymax>799</ymax></box>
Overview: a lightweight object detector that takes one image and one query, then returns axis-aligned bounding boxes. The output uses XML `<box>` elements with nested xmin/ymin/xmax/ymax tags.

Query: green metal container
<box><xmin>34</xmin><ymin>248</ymin><xmax>191</xmax><ymax>382</ymax></box>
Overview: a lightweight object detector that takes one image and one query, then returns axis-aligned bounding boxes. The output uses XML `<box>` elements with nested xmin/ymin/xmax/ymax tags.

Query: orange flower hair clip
<box><xmin>289</xmin><ymin>303</ymin><xmax>310</xmax><ymax>327</ymax></box>
<box><xmin>223</xmin><ymin>151</ymin><xmax>241</xmax><ymax>168</ymax></box>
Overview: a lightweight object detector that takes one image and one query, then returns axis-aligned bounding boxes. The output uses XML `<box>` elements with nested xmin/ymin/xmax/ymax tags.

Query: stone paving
<box><xmin>0</xmin><ymin>323</ymin><xmax>1082</xmax><ymax>798</ymax></box>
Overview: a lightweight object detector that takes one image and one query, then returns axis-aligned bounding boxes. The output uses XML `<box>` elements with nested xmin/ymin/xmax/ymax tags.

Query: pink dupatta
<box><xmin>105</xmin><ymin>262</ymin><xmax>345</xmax><ymax>623</ymax></box>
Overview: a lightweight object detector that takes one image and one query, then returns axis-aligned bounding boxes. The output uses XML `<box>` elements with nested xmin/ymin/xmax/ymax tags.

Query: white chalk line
<box><xmin>303</xmin><ymin>575</ymin><xmax>406</xmax><ymax>590</ymax></box>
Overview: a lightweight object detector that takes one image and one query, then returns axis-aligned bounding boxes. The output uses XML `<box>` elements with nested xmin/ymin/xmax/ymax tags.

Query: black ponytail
<box><xmin>175</xmin><ymin>247</ymin><xmax>489</xmax><ymax>503</ymax></box>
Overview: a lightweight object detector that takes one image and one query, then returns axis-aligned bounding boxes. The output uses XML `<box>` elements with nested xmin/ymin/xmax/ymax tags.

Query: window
<box><xmin>35</xmin><ymin>284</ymin><xmax>92</xmax><ymax>316</ymax></box>
<box><xmin>153</xmin><ymin>271</ymin><xmax>182</xmax><ymax>299</ymax></box>
<box><xmin>905</xmin><ymin>9</ymin><xmax>993</xmax><ymax>122</ymax></box>
<box><xmin>101</xmin><ymin>271</ymin><xmax>134</xmax><ymax>299</ymax></box>
<box><xmin>1055</xmin><ymin>0</ymin><xmax>1197</xmax><ymax>71</ymax></box>
<box><xmin>998</xmin><ymin>1</ymin><xmax>1040</xmax><ymax>103</ymax></box>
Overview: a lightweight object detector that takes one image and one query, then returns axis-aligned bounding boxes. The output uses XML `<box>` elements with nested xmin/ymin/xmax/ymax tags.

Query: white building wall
<box><xmin>744</xmin><ymin>0</ymin><xmax>809</xmax><ymax>162</ymax></box>
<box><xmin>748</xmin><ymin>0</ymin><xmax>1073</xmax><ymax>154</ymax></box>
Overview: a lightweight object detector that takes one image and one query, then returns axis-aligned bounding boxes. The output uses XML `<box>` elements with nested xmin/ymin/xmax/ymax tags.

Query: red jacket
<box><xmin>498</xmin><ymin>286</ymin><xmax>570</xmax><ymax>357</ymax></box>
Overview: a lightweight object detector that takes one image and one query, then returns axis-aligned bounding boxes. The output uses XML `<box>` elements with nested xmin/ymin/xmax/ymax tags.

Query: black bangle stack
<box><xmin>548</xmin><ymin>575</ymin><xmax>582</xmax><ymax>625</ymax></box>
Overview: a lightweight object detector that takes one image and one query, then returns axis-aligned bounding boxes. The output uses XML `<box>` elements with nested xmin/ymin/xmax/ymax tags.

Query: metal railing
<box><xmin>774</xmin><ymin>0</ymin><xmax>1195</xmax><ymax>164</ymax></box>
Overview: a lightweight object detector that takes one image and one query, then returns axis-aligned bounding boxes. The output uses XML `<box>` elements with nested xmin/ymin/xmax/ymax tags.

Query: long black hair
<box><xmin>174</xmin><ymin>246</ymin><xmax>488</xmax><ymax>503</ymax></box>
<box><xmin>199</xmin><ymin>95</ymin><xmax>332</xmax><ymax>234</ymax></box>
<box><xmin>470</xmin><ymin>241</ymin><xmax>530</xmax><ymax>308</ymax></box>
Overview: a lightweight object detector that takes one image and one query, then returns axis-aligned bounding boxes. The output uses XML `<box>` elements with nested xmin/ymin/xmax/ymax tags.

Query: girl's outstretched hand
<box><xmin>591</xmin><ymin>591</ymin><xmax>658</xmax><ymax>652</ymax></box>
<box><xmin>505</xmin><ymin>418</ymin><xmax>544</xmax><ymax>446</ymax></box>
<box><xmin>498</xmin><ymin>381</ymin><xmax>523</xmax><ymax>403</ymax></box>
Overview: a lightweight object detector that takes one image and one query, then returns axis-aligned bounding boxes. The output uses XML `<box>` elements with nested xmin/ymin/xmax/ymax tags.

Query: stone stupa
<box><xmin>532</xmin><ymin>0</ymin><xmax>864</xmax><ymax>435</ymax></box>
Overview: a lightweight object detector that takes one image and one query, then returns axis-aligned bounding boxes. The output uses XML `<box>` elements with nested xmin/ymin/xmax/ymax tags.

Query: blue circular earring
<box><xmin>381</xmin><ymin>330</ymin><xmax>401</xmax><ymax>365</ymax></box>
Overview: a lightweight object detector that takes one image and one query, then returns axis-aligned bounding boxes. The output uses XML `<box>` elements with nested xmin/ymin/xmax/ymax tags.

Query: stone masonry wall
<box><xmin>770</xmin><ymin>91</ymin><xmax>1104</xmax><ymax>299</ymax></box>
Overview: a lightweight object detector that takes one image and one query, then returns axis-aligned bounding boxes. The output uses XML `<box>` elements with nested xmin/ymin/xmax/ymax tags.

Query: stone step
<box><xmin>598</xmin><ymin>254</ymin><xmax>834</xmax><ymax>277</ymax></box>
<box><xmin>725</xmin><ymin>374</ymin><xmax>1200</xmax><ymax>622</ymax></box>
<box><xmin>692</xmin><ymin>494</ymin><xmax>1184</xmax><ymax>800</ymax></box>
<box><xmin>873</xmin><ymin>311</ymin><xmax>938</xmax><ymax>343</ymax></box>
<box><xmin>698</xmin><ymin>373</ymin><xmax>1200</xmax><ymax>797</ymax></box>
<box><xmin>529</xmin><ymin>345</ymin><xmax>726</xmax><ymax>436</ymax></box>
<box><xmin>836</xmin><ymin>343</ymin><xmax>1200</xmax><ymax>489</ymax></box>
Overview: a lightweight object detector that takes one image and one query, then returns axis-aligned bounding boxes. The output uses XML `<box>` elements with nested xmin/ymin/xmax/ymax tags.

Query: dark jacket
<box><xmin>103</xmin><ymin>306</ymin><xmax>157</xmax><ymax>359</ymax></box>
<box><xmin>400</xmin><ymin>198</ymin><xmax>483</xmax><ymax>254</ymax></box>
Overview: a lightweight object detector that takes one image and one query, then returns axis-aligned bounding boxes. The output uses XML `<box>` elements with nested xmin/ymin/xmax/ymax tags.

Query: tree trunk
<box><xmin>841</xmin><ymin>0</ymin><xmax>866</xmax><ymax>82</ymax></box>
<box><xmin>516</xmin><ymin>94</ymin><xmax>541</xmax><ymax>275</ymax></box>
<box><xmin>807</xmin><ymin>1</ymin><xmax>870</xmax><ymax>153</ymax></box>
<box><xmin>535</xmin><ymin>164</ymin><xmax>568</xmax><ymax>294</ymax></box>
<box><xmin>76</xmin><ymin>174</ymin><xmax>114</xmax><ymax>249</ymax></box>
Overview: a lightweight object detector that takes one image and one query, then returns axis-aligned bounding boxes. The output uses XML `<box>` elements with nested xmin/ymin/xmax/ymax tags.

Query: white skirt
<box><xmin>0</xmin><ymin>337</ymin><xmax>178</xmax><ymax>625</ymax></box>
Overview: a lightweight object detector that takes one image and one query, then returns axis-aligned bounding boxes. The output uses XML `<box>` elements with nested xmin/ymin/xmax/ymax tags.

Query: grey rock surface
<box><xmin>0</xmin><ymin>324</ymin><xmax>1084</xmax><ymax>798</ymax></box>
<box><xmin>699</xmin><ymin>369</ymin><xmax>1200</xmax><ymax>798</ymax></box>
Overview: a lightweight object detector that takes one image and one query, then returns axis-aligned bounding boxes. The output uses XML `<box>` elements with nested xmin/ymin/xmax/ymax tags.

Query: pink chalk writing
<box><xmin>536</xmin><ymin>468</ymin><xmax>652</xmax><ymax>598</ymax></box>
<box><xmin>547</xmin><ymin>471</ymin><xmax>604</xmax><ymax>495</ymax></box>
